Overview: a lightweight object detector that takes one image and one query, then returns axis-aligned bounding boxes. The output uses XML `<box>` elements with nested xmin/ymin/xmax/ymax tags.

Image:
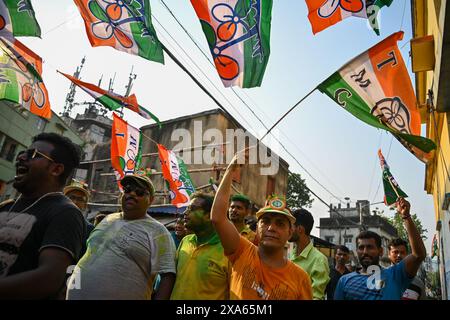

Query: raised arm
<box><xmin>210</xmin><ymin>153</ymin><xmax>243</xmax><ymax>255</ymax></box>
<box><xmin>397</xmin><ymin>198</ymin><xmax>426</xmax><ymax>277</ymax></box>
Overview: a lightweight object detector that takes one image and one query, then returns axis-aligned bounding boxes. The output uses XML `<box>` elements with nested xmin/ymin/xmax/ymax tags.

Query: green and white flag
<box><xmin>0</xmin><ymin>0</ymin><xmax>41</xmax><ymax>37</ymax></box>
<box><xmin>74</xmin><ymin>0</ymin><xmax>164</xmax><ymax>63</ymax></box>
<box><xmin>378</xmin><ymin>149</ymin><xmax>407</xmax><ymax>206</ymax></box>
<box><xmin>191</xmin><ymin>0</ymin><xmax>273</xmax><ymax>88</ymax></box>
<box><xmin>318</xmin><ymin>32</ymin><xmax>436</xmax><ymax>163</ymax></box>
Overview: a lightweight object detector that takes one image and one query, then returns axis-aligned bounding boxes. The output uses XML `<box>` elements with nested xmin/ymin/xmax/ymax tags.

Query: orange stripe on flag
<box><xmin>190</xmin><ymin>0</ymin><xmax>213</xmax><ymax>24</ymax></box>
<box><xmin>58</xmin><ymin>71</ymin><xmax>109</xmax><ymax>96</ymax></box>
<box><xmin>306</xmin><ymin>0</ymin><xmax>343</xmax><ymax>34</ymax></box>
<box><xmin>368</xmin><ymin>32</ymin><xmax>421</xmax><ymax>135</ymax></box>
<box><xmin>74</xmin><ymin>0</ymin><xmax>117</xmax><ymax>48</ymax></box>
<box><xmin>3</xmin><ymin>38</ymin><xmax>52</xmax><ymax>119</ymax></box>
<box><xmin>111</xmin><ymin>113</ymin><xmax>128</xmax><ymax>179</ymax></box>
<box><xmin>158</xmin><ymin>144</ymin><xmax>190</xmax><ymax>206</ymax></box>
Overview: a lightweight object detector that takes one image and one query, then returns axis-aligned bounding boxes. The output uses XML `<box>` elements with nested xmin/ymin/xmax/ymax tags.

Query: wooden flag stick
<box><xmin>386</xmin><ymin>176</ymin><xmax>401</xmax><ymax>200</ymax></box>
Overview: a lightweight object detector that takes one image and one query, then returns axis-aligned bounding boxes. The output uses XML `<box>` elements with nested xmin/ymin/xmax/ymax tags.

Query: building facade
<box><xmin>139</xmin><ymin>108</ymin><xmax>290</xmax><ymax>208</ymax></box>
<box><xmin>0</xmin><ymin>102</ymin><xmax>83</xmax><ymax>201</ymax></box>
<box><xmin>411</xmin><ymin>0</ymin><xmax>450</xmax><ymax>299</ymax></box>
<box><xmin>319</xmin><ymin>200</ymin><xmax>398</xmax><ymax>267</ymax></box>
<box><xmin>75</xmin><ymin>108</ymin><xmax>290</xmax><ymax>223</ymax></box>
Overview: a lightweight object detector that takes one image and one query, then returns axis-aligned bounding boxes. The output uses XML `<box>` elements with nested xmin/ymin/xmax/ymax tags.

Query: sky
<box><xmin>19</xmin><ymin>0</ymin><xmax>436</xmax><ymax>252</ymax></box>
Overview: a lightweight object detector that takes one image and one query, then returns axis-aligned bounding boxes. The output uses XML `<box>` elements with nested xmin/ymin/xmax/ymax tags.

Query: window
<box><xmin>344</xmin><ymin>235</ymin><xmax>353</xmax><ymax>250</ymax></box>
<box><xmin>325</xmin><ymin>236</ymin><xmax>334</xmax><ymax>244</ymax></box>
<box><xmin>232</xmin><ymin>166</ymin><xmax>241</xmax><ymax>183</ymax></box>
<box><xmin>36</xmin><ymin>117</ymin><xmax>47</xmax><ymax>131</ymax></box>
<box><xmin>0</xmin><ymin>135</ymin><xmax>19</xmax><ymax>162</ymax></box>
<box><xmin>266</xmin><ymin>176</ymin><xmax>275</xmax><ymax>196</ymax></box>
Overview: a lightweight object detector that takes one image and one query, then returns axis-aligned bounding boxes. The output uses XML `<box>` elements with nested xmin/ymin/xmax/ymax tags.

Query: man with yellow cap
<box><xmin>211</xmin><ymin>152</ymin><xmax>312</xmax><ymax>300</ymax></box>
<box><xmin>64</xmin><ymin>180</ymin><xmax>95</xmax><ymax>238</ymax></box>
<box><xmin>66</xmin><ymin>174</ymin><xmax>176</xmax><ymax>300</ymax></box>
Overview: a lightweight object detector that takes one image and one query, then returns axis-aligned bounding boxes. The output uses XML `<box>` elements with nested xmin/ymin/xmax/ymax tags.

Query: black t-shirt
<box><xmin>0</xmin><ymin>193</ymin><xmax>86</xmax><ymax>277</ymax></box>
<box><xmin>326</xmin><ymin>267</ymin><xmax>351</xmax><ymax>300</ymax></box>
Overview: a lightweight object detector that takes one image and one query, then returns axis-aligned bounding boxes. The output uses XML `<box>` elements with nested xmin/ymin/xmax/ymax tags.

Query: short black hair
<box><xmin>230</xmin><ymin>194</ymin><xmax>251</xmax><ymax>209</ymax></box>
<box><xmin>388</xmin><ymin>238</ymin><xmax>408</xmax><ymax>251</ymax></box>
<box><xmin>191</xmin><ymin>192</ymin><xmax>214</xmax><ymax>213</ymax></box>
<box><xmin>32</xmin><ymin>133</ymin><xmax>81</xmax><ymax>185</ymax></box>
<box><xmin>335</xmin><ymin>245</ymin><xmax>350</xmax><ymax>253</ymax></box>
<box><xmin>356</xmin><ymin>231</ymin><xmax>382</xmax><ymax>248</ymax></box>
<box><xmin>292</xmin><ymin>208</ymin><xmax>314</xmax><ymax>235</ymax></box>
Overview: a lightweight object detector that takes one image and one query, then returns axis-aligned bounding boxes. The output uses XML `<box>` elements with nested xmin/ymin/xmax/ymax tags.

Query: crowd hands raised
<box><xmin>0</xmin><ymin>136</ymin><xmax>426</xmax><ymax>300</ymax></box>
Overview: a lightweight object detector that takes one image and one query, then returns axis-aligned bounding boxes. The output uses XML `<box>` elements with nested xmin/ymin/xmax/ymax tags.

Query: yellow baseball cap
<box><xmin>63</xmin><ymin>180</ymin><xmax>90</xmax><ymax>198</ymax></box>
<box><xmin>256</xmin><ymin>195</ymin><xmax>295</xmax><ymax>225</ymax></box>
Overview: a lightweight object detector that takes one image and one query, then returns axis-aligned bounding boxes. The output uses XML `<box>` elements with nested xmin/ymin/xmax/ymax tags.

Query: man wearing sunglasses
<box><xmin>66</xmin><ymin>174</ymin><xmax>176</xmax><ymax>300</ymax></box>
<box><xmin>0</xmin><ymin>133</ymin><xmax>86</xmax><ymax>299</ymax></box>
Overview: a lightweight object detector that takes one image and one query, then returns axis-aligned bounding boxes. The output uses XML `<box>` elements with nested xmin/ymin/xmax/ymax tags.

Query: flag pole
<box><xmin>386</xmin><ymin>176</ymin><xmax>401</xmax><ymax>200</ymax></box>
<box><xmin>260</xmin><ymin>87</ymin><xmax>317</xmax><ymax>142</ymax></box>
<box><xmin>141</xmin><ymin>132</ymin><xmax>159</xmax><ymax>146</ymax></box>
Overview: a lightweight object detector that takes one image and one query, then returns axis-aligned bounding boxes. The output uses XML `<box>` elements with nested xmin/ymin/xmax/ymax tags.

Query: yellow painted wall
<box><xmin>414</xmin><ymin>0</ymin><xmax>450</xmax><ymax>221</ymax></box>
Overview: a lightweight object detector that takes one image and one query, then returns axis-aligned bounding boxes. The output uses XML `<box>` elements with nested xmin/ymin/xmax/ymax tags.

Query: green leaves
<box><xmin>287</xmin><ymin>172</ymin><xmax>313</xmax><ymax>209</ymax></box>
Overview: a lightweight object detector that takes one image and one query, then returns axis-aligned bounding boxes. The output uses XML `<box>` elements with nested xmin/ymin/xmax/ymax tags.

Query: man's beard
<box><xmin>359</xmin><ymin>255</ymin><xmax>380</xmax><ymax>269</ymax></box>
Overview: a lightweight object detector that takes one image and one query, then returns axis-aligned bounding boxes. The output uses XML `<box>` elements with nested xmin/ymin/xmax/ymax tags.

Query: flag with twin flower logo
<box><xmin>0</xmin><ymin>36</ymin><xmax>51</xmax><ymax>118</ymax></box>
<box><xmin>74</xmin><ymin>0</ymin><xmax>164</xmax><ymax>63</ymax></box>
<box><xmin>191</xmin><ymin>0</ymin><xmax>273</xmax><ymax>88</ymax></box>
<box><xmin>158</xmin><ymin>144</ymin><xmax>196</xmax><ymax>208</ymax></box>
<box><xmin>0</xmin><ymin>0</ymin><xmax>41</xmax><ymax>37</ymax></box>
<box><xmin>318</xmin><ymin>32</ymin><xmax>436</xmax><ymax>163</ymax></box>
<box><xmin>111</xmin><ymin>113</ymin><xmax>142</xmax><ymax>187</ymax></box>
<box><xmin>305</xmin><ymin>0</ymin><xmax>393</xmax><ymax>35</ymax></box>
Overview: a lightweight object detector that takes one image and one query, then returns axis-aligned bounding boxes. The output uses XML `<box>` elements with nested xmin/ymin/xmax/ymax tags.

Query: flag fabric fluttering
<box><xmin>318</xmin><ymin>31</ymin><xmax>436</xmax><ymax>163</ymax></box>
<box><xmin>111</xmin><ymin>113</ymin><xmax>142</xmax><ymax>187</ymax></box>
<box><xmin>0</xmin><ymin>37</ymin><xmax>51</xmax><ymax>118</ymax></box>
<box><xmin>305</xmin><ymin>0</ymin><xmax>393</xmax><ymax>35</ymax></box>
<box><xmin>158</xmin><ymin>144</ymin><xmax>196</xmax><ymax>208</ymax></box>
<box><xmin>58</xmin><ymin>71</ymin><xmax>161</xmax><ymax>126</ymax></box>
<box><xmin>378</xmin><ymin>149</ymin><xmax>407</xmax><ymax>206</ymax></box>
<box><xmin>73</xmin><ymin>0</ymin><xmax>164</xmax><ymax>63</ymax></box>
<box><xmin>0</xmin><ymin>0</ymin><xmax>41</xmax><ymax>37</ymax></box>
<box><xmin>190</xmin><ymin>0</ymin><xmax>273</xmax><ymax>88</ymax></box>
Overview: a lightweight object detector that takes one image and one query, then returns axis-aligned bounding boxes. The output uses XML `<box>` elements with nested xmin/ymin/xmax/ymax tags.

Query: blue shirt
<box><xmin>334</xmin><ymin>260</ymin><xmax>413</xmax><ymax>300</ymax></box>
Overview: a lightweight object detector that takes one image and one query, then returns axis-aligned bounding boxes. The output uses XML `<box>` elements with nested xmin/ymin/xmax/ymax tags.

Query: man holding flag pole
<box><xmin>334</xmin><ymin>150</ymin><xmax>426</xmax><ymax>300</ymax></box>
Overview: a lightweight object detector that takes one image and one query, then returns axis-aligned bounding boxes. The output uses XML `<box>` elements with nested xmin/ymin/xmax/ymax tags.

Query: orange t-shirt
<box><xmin>227</xmin><ymin>236</ymin><xmax>312</xmax><ymax>300</ymax></box>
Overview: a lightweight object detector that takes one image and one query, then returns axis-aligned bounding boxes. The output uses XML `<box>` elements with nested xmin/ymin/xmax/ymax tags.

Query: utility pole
<box><xmin>118</xmin><ymin>66</ymin><xmax>137</xmax><ymax>117</ymax></box>
<box><xmin>124</xmin><ymin>66</ymin><xmax>137</xmax><ymax>97</ymax></box>
<box><xmin>358</xmin><ymin>201</ymin><xmax>364</xmax><ymax>231</ymax></box>
<box><xmin>62</xmin><ymin>56</ymin><xmax>85</xmax><ymax>117</ymax></box>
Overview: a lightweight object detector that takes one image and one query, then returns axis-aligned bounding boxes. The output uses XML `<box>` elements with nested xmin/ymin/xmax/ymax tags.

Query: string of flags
<box><xmin>0</xmin><ymin>0</ymin><xmax>439</xmax><ymax>207</ymax></box>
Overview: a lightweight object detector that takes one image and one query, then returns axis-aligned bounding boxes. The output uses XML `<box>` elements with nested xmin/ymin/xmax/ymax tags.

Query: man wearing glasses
<box><xmin>66</xmin><ymin>174</ymin><xmax>176</xmax><ymax>300</ymax></box>
<box><xmin>0</xmin><ymin>133</ymin><xmax>86</xmax><ymax>299</ymax></box>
